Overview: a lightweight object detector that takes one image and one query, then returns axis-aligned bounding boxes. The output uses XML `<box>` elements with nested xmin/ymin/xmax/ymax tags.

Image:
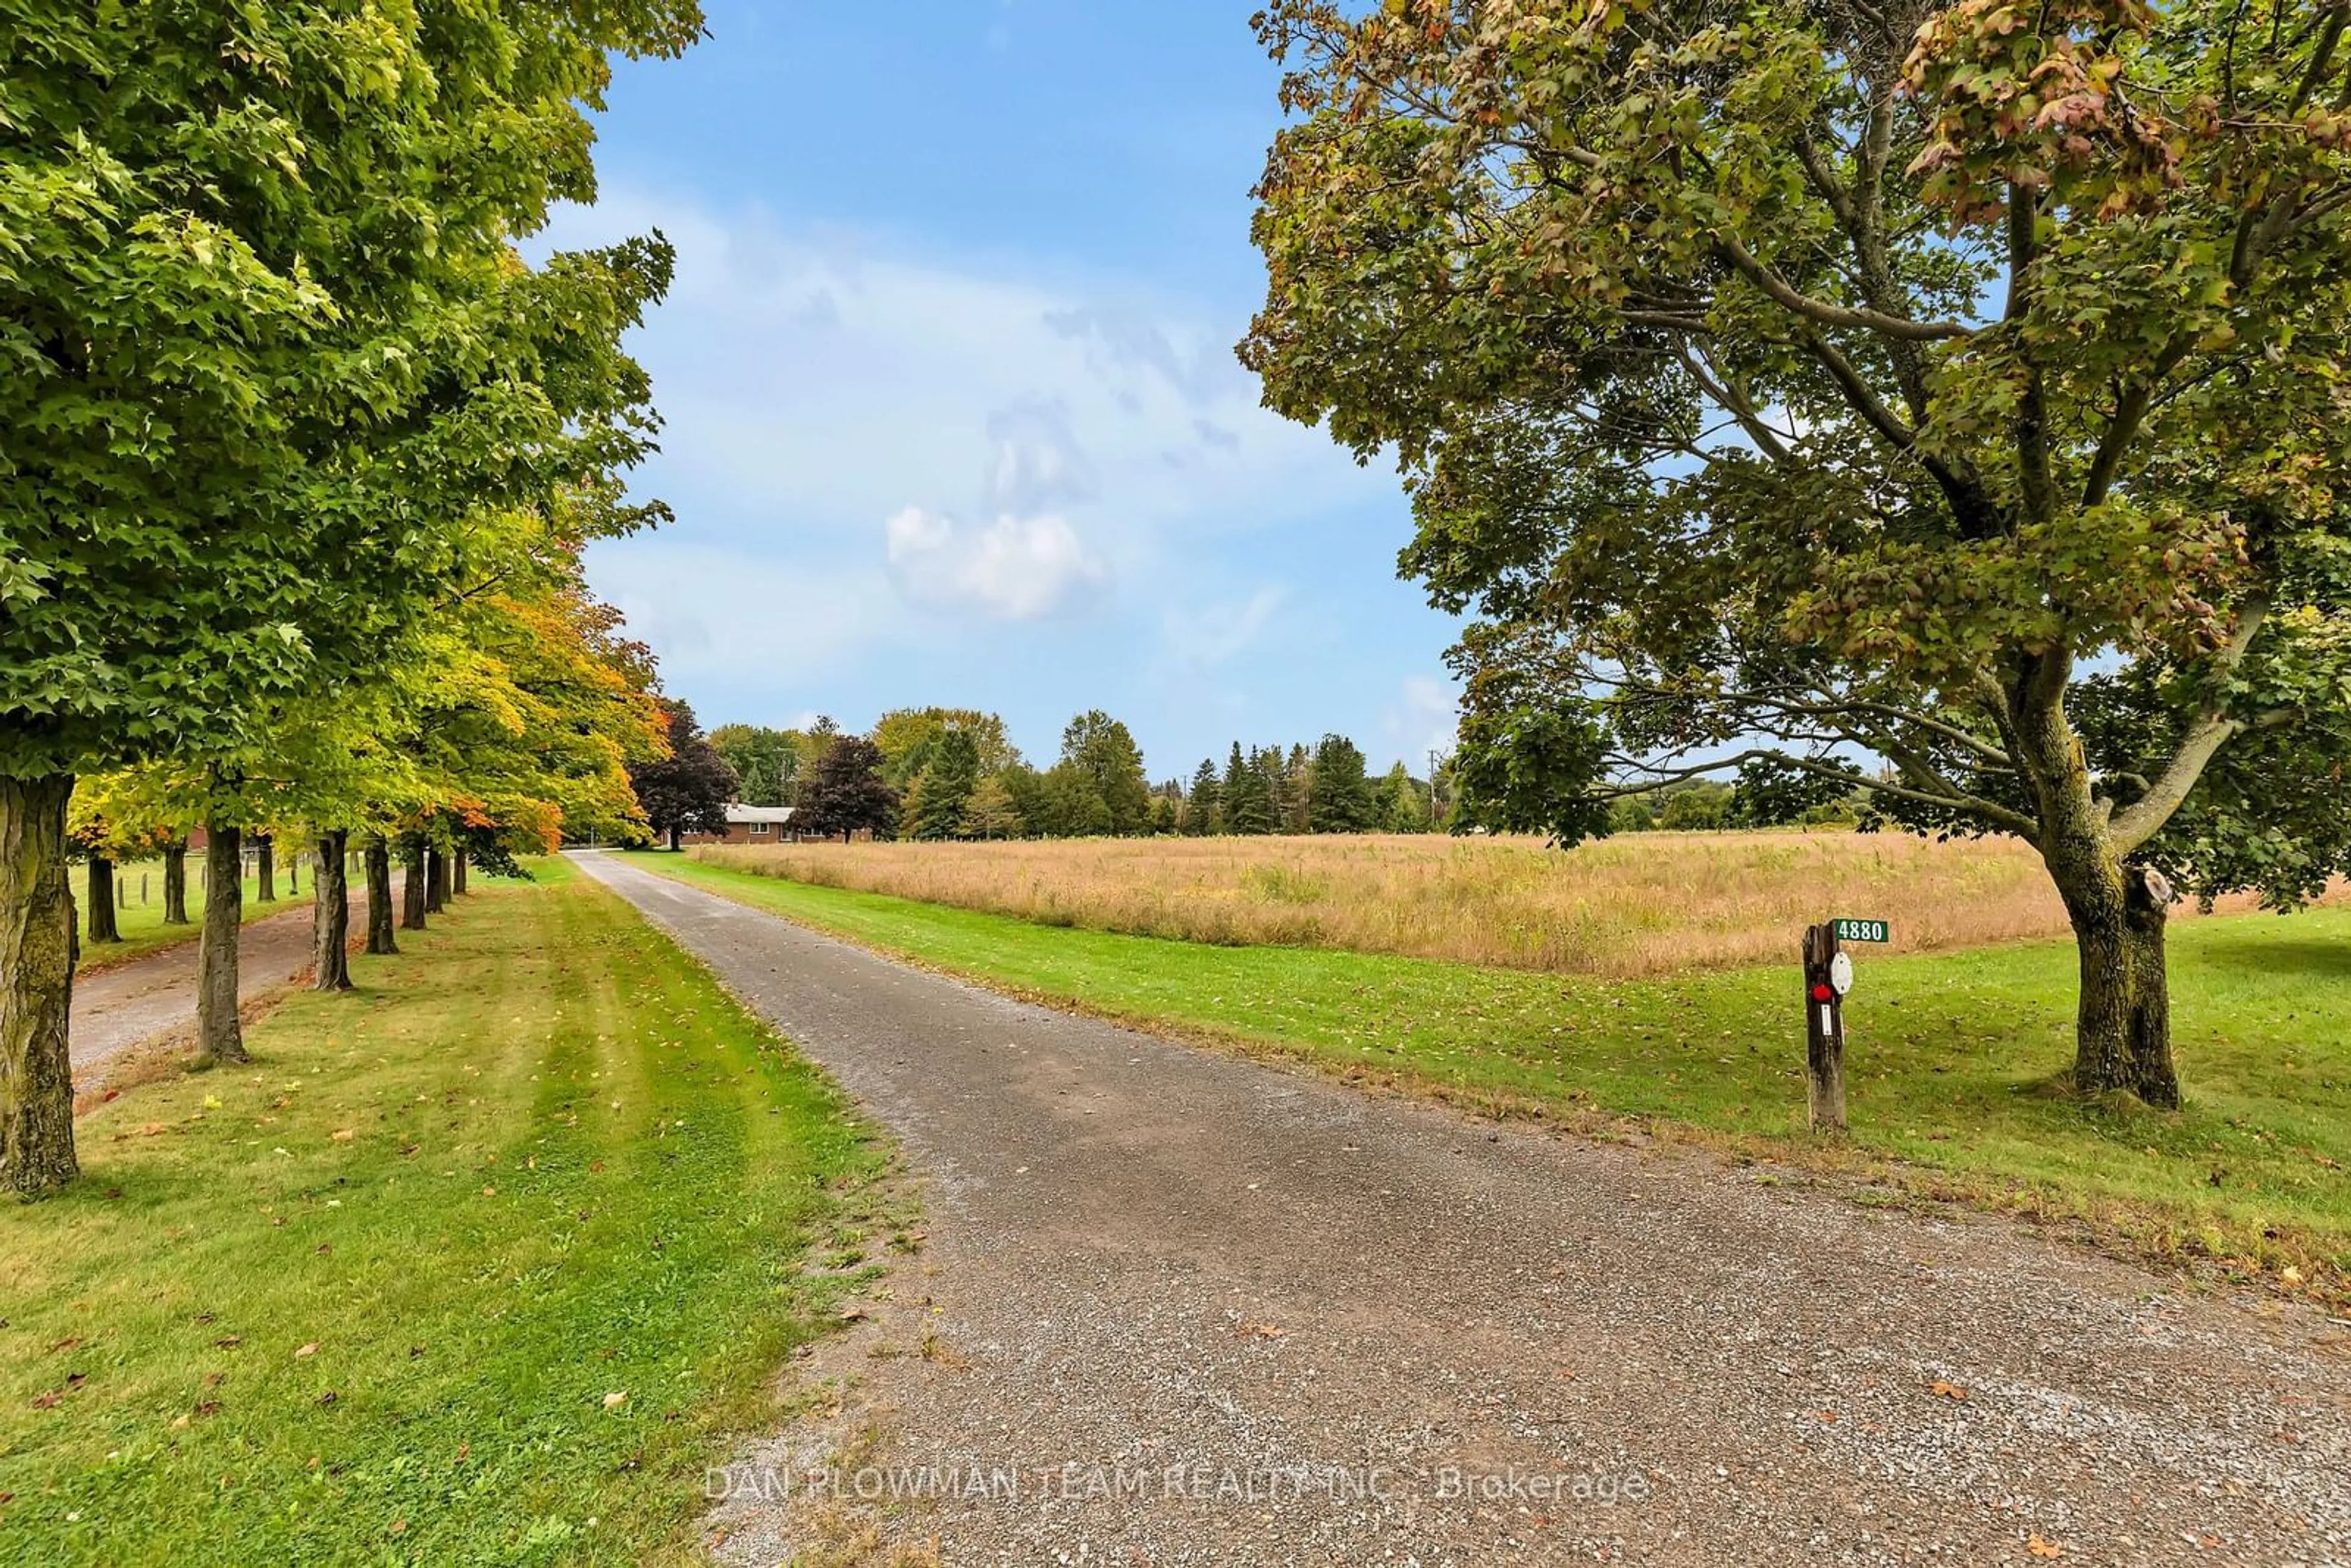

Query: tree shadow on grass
<box><xmin>2186</xmin><ymin>931</ymin><xmax>2351</xmax><ymax>980</ymax></box>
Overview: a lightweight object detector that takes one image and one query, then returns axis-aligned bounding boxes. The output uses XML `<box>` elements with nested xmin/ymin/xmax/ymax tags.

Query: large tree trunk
<box><xmin>197</xmin><ymin>823</ymin><xmax>249</xmax><ymax>1066</ymax></box>
<box><xmin>85</xmin><ymin>855</ymin><xmax>121</xmax><ymax>944</ymax></box>
<box><xmin>400</xmin><ymin>836</ymin><xmax>428</xmax><ymax>930</ymax></box>
<box><xmin>2012</xmin><ymin>669</ymin><xmax>2182</xmax><ymax>1108</ymax></box>
<box><xmin>366</xmin><ymin>835</ymin><xmax>399</xmax><ymax>956</ymax></box>
<box><xmin>668</xmin><ymin>823</ymin><xmax>681</xmax><ymax>852</ymax></box>
<box><xmin>452</xmin><ymin>847</ymin><xmax>468</xmax><ymax>896</ymax></box>
<box><xmin>2055</xmin><ymin>861</ymin><xmax>2180</xmax><ymax>1108</ymax></box>
<box><xmin>1</xmin><ymin>775</ymin><xmax>80</xmax><ymax>1196</ymax></box>
<box><xmin>425</xmin><ymin>844</ymin><xmax>448</xmax><ymax>912</ymax></box>
<box><xmin>255</xmin><ymin>834</ymin><xmax>275</xmax><ymax>902</ymax></box>
<box><xmin>312</xmin><ymin>830</ymin><xmax>352</xmax><ymax>992</ymax></box>
<box><xmin>162</xmin><ymin>841</ymin><xmax>190</xmax><ymax>925</ymax></box>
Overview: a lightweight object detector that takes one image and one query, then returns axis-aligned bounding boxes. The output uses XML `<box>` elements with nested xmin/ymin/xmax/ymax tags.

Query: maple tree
<box><xmin>799</xmin><ymin>737</ymin><xmax>902</xmax><ymax>843</ymax></box>
<box><xmin>1245</xmin><ymin>0</ymin><xmax>2351</xmax><ymax>1105</ymax></box>
<box><xmin>629</xmin><ymin>700</ymin><xmax>740</xmax><ymax>851</ymax></box>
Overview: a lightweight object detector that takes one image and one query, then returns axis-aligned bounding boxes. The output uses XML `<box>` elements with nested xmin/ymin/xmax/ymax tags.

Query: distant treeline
<box><xmin>1602</xmin><ymin>779</ymin><xmax>1861</xmax><ymax>833</ymax></box>
<box><xmin>694</xmin><ymin>708</ymin><xmax>1449</xmax><ymax>841</ymax></box>
<box><xmin>673</xmin><ymin>708</ymin><xmax>1863</xmax><ymax>846</ymax></box>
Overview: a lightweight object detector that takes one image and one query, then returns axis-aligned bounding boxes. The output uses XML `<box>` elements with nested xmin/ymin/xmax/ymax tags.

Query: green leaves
<box><xmin>1247</xmin><ymin>0</ymin><xmax>2351</xmax><ymax>892</ymax></box>
<box><xmin>0</xmin><ymin>2</ymin><xmax>696</xmax><ymax>779</ymax></box>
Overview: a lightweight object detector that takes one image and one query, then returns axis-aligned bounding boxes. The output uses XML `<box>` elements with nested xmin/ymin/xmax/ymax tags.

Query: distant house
<box><xmin>676</xmin><ymin>803</ymin><xmax>797</xmax><ymax>846</ymax></box>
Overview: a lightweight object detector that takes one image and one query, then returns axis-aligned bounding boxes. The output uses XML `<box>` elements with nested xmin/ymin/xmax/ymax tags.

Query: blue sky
<box><xmin>547</xmin><ymin>0</ymin><xmax>1463</xmax><ymax>780</ymax></box>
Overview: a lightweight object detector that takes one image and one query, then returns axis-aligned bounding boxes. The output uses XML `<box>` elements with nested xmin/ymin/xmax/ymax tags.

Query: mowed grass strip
<box><xmin>0</xmin><ymin>859</ymin><xmax>889</xmax><ymax>1567</ymax></box>
<box><xmin>80</xmin><ymin>861</ymin><xmax>298</xmax><ymax>970</ymax></box>
<box><xmin>642</xmin><ymin>853</ymin><xmax>2351</xmax><ymax>1285</ymax></box>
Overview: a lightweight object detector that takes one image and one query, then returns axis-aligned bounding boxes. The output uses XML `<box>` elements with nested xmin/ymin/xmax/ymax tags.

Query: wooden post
<box><xmin>1802</xmin><ymin>922</ymin><xmax>1848</xmax><ymax>1132</ymax></box>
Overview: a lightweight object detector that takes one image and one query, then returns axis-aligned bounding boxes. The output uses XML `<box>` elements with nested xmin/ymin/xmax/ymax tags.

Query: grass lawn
<box><xmin>80</xmin><ymin>860</ymin><xmax>302</xmax><ymax>970</ymax></box>
<box><xmin>639</xmin><ymin>852</ymin><xmax>2351</xmax><ymax>1290</ymax></box>
<box><xmin>0</xmin><ymin>859</ymin><xmax>893</xmax><ymax>1566</ymax></box>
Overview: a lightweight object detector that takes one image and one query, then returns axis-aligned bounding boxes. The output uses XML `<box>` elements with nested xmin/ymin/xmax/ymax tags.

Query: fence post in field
<box><xmin>1802</xmin><ymin>923</ymin><xmax>1848</xmax><ymax>1133</ymax></box>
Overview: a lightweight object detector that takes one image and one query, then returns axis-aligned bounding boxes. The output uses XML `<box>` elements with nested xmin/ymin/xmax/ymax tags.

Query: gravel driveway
<box><xmin>70</xmin><ymin>880</ymin><xmax>381</xmax><ymax>1078</ymax></box>
<box><xmin>575</xmin><ymin>851</ymin><xmax>2351</xmax><ymax>1568</ymax></box>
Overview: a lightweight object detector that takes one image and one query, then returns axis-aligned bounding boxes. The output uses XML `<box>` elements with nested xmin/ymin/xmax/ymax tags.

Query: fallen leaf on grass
<box><xmin>2281</xmin><ymin>1266</ymin><xmax>2306</xmax><ymax>1288</ymax></box>
<box><xmin>603</xmin><ymin>1391</ymin><xmax>628</xmax><ymax>1409</ymax></box>
<box><xmin>294</xmin><ymin>1343</ymin><xmax>319</xmax><ymax>1359</ymax></box>
<box><xmin>331</xmin><ymin>1129</ymin><xmax>355</xmax><ymax>1143</ymax></box>
<box><xmin>30</xmin><ymin>1392</ymin><xmax>63</xmax><ymax>1410</ymax></box>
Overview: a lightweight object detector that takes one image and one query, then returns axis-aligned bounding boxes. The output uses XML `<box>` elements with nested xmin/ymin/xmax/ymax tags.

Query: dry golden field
<box><xmin>687</xmin><ymin>831</ymin><xmax>2311</xmax><ymax>977</ymax></box>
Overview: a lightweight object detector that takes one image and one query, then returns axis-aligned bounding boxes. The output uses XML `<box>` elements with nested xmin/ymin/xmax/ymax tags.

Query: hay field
<box><xmin>684</xmin><ymin>831</ymin><xmax>2303</xmax><ymax>977</ymax></box>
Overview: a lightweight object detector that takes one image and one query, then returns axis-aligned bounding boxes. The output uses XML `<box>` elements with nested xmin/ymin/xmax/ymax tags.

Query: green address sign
<box><xmin>1833</xmin><ymin>918</ymin><xmax>1891</xmax><ymax>944</ymax></box>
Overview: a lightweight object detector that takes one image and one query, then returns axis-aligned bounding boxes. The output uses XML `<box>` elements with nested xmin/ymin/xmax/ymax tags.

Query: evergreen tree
<box><xmin>1374</xmin><ymin>762</ymin><xmax>1428</xmax><ymax>833</ymax></box>
<box><xmin>910</xmin><ymin>729</ymin><xmax>981</xmax><ymax>840</ymax></box>
<box><xmin>1278</xmin><ymin>747</ymin><xmax>1316</xmax><ymax>832</ymax></box>
<box><xmin>1223</xmin><ymin>744</ymin><xmax>1277</xmax><ymax>836</ymax></box>
<box><xmin>1186</xmin><ymin>759</ymin><xmax>1223</xmax><ymax>835</ymax></box>
<box><xmin>1308</xmin><ymin>735</ymin><xmax>1377</xmax><ymax>831</ymax></box>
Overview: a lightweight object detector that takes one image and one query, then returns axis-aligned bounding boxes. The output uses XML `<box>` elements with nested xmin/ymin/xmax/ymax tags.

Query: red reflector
<box><xmin>1811</xmin><ymin>983</ymin><xmax>1834</xmax><ymax>1002</ymax></box>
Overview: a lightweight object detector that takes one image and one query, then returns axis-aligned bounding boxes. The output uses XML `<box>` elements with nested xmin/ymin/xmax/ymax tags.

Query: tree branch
<box><xmin>2107</xmin><ymin>601</ymin><xmax>2271</xmax><ymax>853</ymax></box>
<box><xmin>1594</xmin><ymin>745</ymin><xmax>2040</xmax><ymax>839</ymax></box>
<box><xmin>1715</xmin><ymin>237</ymin><xmax>1971</xmax><ymax>340</ymax></box>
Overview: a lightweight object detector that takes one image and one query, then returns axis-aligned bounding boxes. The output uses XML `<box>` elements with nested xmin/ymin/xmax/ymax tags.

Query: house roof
<box><xmin>724</xmin><ymin>804</ymin><xmax>796</xmax><ymax>825</ymax></box>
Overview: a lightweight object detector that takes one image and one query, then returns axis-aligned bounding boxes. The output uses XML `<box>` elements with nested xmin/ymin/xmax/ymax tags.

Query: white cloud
<box><xmin>1160</xmin><ymin>586</ymin><xmax>1284</xmax><ymax>671</ymax></box>
<box><xmin>537</xmin><ymin>188</ymin><xmax>1384</xmax><ymax>552</ymax></box>
<box><xmin>885</xmin><ymin>506</ymin><xmax>1109</xmax><ymax>621</ymax></box>
<box><xmin>983</xmin><ymin>398</ymin><xmax>1097</xmax><ymax>514</ymax></box>
<box><xmin>531</xmin><ymin>184</ymin><xmax>1414</xmax><ymax>727</ymax></box>
<box><xmin>1379</xmin><ymin>675</ymin><xmax>1460</xmax><ymax>771</ymax></box>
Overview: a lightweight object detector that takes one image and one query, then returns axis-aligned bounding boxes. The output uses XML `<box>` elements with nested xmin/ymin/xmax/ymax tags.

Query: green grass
<box><xmin>1</xmin><ymin>859</ymin><xmax>893</xmax><ymax>1566</ymax></box>
<box><xmin>81</xmin><ymin>860</ymin><xmax>299</xmax><ymax>969</ymax></box>
<box><xmin>637</xmin><ymin>852</ymin><xmax>2351</xmax><ymax>1285</ymax></box>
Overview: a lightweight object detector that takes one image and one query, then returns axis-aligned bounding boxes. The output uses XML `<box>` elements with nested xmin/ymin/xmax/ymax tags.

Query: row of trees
<box><xmin>1</xmin><ymin>3</ymin><xmax>702</xmax><ymax>1195</ymax></box>
<box><xmin>689</xmin><ymin>707</ymin><xmax>1452</xmax><ymax>844</ymax></box>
